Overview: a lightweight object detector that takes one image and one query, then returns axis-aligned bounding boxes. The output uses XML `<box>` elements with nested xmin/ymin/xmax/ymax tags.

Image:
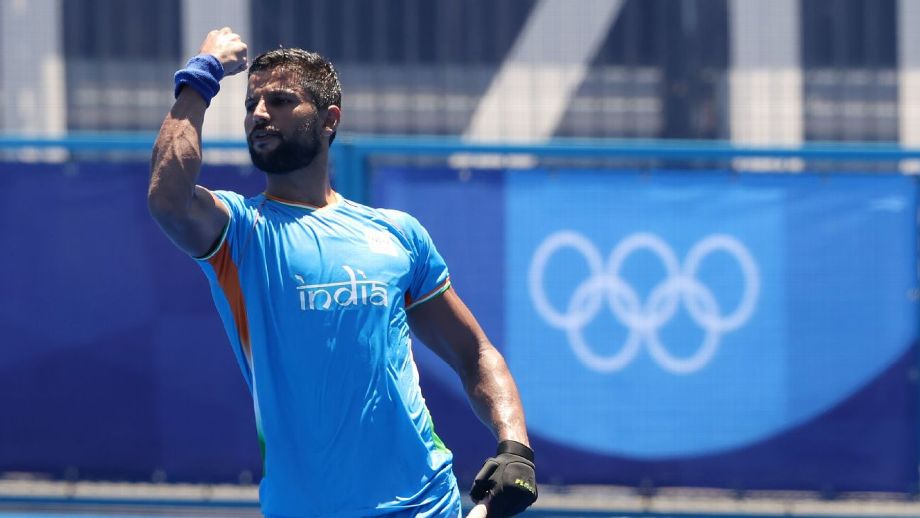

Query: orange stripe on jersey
<box><xmin>208</xmin><ymin>241</ymin><xmax>252</xmax><ymax>364</ymax></box>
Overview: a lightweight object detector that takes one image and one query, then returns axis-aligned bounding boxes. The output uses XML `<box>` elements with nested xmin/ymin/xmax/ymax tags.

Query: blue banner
<box><xmin>507</xmin><ymin>169</ymin><xmax>916</xmax><ymax>458</ymax></box>
<box><xmin>372</xmin><ymin>166</ymin><xmax>919</xmax><ymax>492</ymax></box>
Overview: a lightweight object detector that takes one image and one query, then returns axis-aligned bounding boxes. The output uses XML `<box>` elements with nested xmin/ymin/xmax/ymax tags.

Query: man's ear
<box><xmin>323</xmin><ymin>105</ymin><xmax>341</xmax><ymax>138</ymax></box>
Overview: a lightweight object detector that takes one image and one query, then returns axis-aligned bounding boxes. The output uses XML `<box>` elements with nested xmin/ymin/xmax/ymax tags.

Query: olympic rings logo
<box><xmin>528</xmin><ymin>232</ymin><xmax>760</xmax><ymax>374</ymax></box>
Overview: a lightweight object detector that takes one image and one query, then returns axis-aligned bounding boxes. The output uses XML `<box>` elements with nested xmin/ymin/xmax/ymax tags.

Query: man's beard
<box><xmin>248</xmin><ymin>120</ymin><xmax>321</xmax><ymax>174</ymax></box>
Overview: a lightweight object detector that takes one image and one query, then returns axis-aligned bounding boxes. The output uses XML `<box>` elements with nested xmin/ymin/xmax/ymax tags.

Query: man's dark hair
<box><xmin>249</xmin><ymin>48</ymin><xmax>342</xmax><ymax>145</ymax></box>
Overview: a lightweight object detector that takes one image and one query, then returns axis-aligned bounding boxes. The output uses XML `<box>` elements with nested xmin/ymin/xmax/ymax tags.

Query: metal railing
<box><xmin>4</xmin><ymin>132</ymin><xmax>920</xmax><ymax>203</ymax></box>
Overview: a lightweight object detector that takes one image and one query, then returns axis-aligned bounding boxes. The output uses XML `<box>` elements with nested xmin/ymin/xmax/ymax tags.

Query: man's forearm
<box><xmin>462</xmin><ymin>342</ymin><xmax>530</xmax><ymax>447</ymax></box>
<box><xmin>148</xmin><ymin>90</ymin><xmax>208</xmax><ymax>214</ymax></box>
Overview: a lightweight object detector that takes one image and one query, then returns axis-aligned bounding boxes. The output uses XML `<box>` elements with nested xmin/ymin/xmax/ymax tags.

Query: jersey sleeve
<box><xmin>192</xmin><ymin>190</ymin><xmax>259</xmax><ymax>388</ymax></box>
<box><xmin>195</xmin><ymin>190</ymin><xmax>258</xmax><ymax>263</ymax></box>
<box><xmin>399</xmin><ymin>213</ymin><xmax>451</xmax><ymax>311</ymax></box>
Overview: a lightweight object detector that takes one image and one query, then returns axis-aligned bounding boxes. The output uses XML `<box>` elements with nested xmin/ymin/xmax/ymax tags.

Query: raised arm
<box><xmin>148</xmin><ymin>28</ymin><xmax>248</xmax><ymax>257</ymax></box>
<box><xmin>408</xmin><ymin>288</ymin><xmax>537</xmax><ymax>517</ymax></box>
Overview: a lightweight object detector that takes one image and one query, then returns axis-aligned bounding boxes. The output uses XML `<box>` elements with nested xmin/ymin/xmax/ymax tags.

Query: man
<box><xmin>148</xmin><ymin>28</ymin><xmax>537</xmax><ymax>518</ymax></box>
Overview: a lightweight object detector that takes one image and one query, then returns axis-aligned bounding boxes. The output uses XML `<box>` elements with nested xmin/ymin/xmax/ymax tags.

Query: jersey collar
<box><xmin>263</xmin><ymin>192</ymin><xmax>343</xmax><ymax>211</ymax></box>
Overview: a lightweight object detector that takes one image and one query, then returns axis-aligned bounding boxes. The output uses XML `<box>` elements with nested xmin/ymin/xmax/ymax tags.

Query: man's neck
<box><xmin>263</xmin><ymin>154</ymin><xmax>337</xmax><ymax>207</ymax></box>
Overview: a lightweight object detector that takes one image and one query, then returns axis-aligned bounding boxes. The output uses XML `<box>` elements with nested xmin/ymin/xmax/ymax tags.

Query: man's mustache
<box><xmin>249</xmin><ymin>124</ymin><xmax>283</xmax><ymax>140</ymax></box>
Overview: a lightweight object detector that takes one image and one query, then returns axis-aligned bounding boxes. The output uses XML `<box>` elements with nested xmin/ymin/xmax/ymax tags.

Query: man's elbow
<box><xmin>147</xmin><ymin>188</ymin><xmax>190</xmax><ymax>227</ymax></box>
<box><xmin>147</xmin><ymin>189</ymin><xmax>172</xmax><ymax>218</ymax></box>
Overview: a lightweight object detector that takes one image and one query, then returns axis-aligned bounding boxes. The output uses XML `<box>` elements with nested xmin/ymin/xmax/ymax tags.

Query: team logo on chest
<box><xmin>365</xmin><ymin>228</ymin><xmax>400</xmax><ymax>257</ymax></box>
<box><xmin>295</xmin><ymin>265</ymin><xmax>389</xmax><ymax>310</ymax></box>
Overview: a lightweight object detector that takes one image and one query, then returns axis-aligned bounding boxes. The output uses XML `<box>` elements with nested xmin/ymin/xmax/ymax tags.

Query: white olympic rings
<box><xmin>528</xmin><ymin>231</ymin><xmax>760</xmax><ymax>374</ymax></box>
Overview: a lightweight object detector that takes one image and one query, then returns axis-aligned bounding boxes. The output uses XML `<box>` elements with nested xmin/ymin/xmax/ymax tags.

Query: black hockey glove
<box><xmin>469</xmin><ymin>440</ymin><xmax>537</xmax><ymax>517</ymax></box>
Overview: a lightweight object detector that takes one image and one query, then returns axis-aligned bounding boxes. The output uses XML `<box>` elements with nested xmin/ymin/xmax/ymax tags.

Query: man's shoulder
<box><xmin>210</xmin><ymin>189</ymin><xmax>258</xmax><ymax>202</ymax></box>
<box><xmin>339</xmin><ymin>199</ymin><xmax>429</xmax><ymax>246</ymax></box>
<box><xmin>375</xmin><ymin>207</ymin><xmax>416</xmax><ymax>227</ymax></box>
<box><xmin>210</xmin><ymin>189</ymin><xmax>265</xmax><ymax>211</ymax></box>
<box><xmin>338</xmin><ymin>198</ymin><xmax>415</xmax><ymax>228</ymax></box>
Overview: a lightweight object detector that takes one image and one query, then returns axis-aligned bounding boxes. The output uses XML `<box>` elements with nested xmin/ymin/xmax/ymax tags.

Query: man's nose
<box><xmin>252</xmin><ymin>98</ymin><xmax>270</xmax><ymax>123</ymax></box>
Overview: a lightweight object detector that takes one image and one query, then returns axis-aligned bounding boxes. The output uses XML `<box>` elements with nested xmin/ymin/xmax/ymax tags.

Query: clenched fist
<box><xmin>199</xmin><ymin>27</ymin><xmax>248</xmax><ymax>76</ymax></box>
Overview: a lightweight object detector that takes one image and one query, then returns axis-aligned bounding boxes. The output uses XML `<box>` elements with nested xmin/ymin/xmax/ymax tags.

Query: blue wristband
<box><xmin>174</xmin><ymin>54</ymin><xmax>225</xmax><ymax>106</ymax></box>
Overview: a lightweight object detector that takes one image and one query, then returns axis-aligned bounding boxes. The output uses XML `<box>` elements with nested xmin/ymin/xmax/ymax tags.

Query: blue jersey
<box><xmin>196</xmin><ymin>191</ymin><xmax>460</xmax><ymax>518</ymax></box>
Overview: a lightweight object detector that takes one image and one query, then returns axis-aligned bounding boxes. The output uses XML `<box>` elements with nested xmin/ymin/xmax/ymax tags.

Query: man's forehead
<box><xmin>247</xmin><ymin>68</ymin><xmax>305</xmax><ymax>95</ymax></box>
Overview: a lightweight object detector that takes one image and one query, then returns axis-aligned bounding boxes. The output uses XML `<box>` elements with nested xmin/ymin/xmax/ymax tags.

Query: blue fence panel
<box><xmin>0</xmin><ymin>162</ymin><xmax>263</xmax><ymax>482</ymax></box>
<box><xmin>372</xmin><ymin>166</ymin><xmax>920</xmax><ymax>492</ymax></box>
